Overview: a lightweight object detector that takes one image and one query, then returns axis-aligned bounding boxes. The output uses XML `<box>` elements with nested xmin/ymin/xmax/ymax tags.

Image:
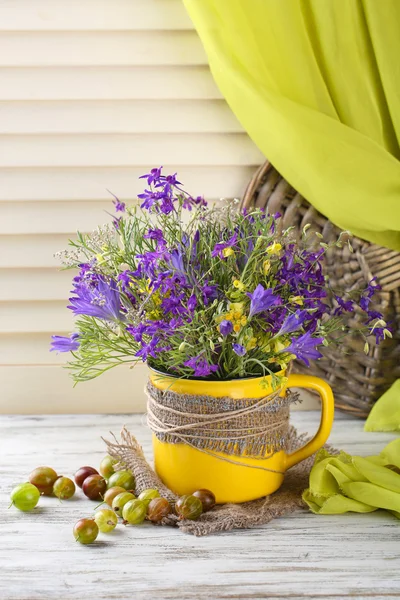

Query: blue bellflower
<box><xmin>219</xmin><ymin>320</ymin><xmax>233</xmax><ymax>336</ymax></box>
<box><xmin>282</xmin><ymin>332</ymin><xmax>324</xmax><ymax>367</ymax></box>
<box><xmin>247</xmin><ymin>284</ymin><xmax>281</xmax><ymax>318</ymax></box>
<box><xmin>232</xmin><ymin>343</ymin><xmax>246</xmax><ymax>356</ymax></box>
<box><xmin>68</xmin><ymin>277</ymin><xmax>124</xmax><ymax>321</ymax></box>
<box><xmin>184</xmin><ymin>355</ymin><xmax>219</xmax><ymax>377</ymax></box>
<box><xmin>278</xmin><ymin>310</ymin><xmax>308</xmax><ymax>336</ymax></box>
<box><xmin>50</xmin><ymin>333</ymin><xmax>80</xmax><ymax>353</ymax></box>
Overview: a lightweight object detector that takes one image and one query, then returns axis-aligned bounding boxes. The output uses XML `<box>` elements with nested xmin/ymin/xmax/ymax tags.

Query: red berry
<box><xmin>74</xmin><ymin>466</ymin><xmax>99</xmax><ymax>488</ymax></box>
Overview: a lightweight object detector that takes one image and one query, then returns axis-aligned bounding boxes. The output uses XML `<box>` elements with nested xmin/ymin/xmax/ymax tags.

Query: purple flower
<box><xmin>211</xmin><ymin>233</ymin><xmax>238</xmax><ymax>259</ymax></box>
<box><xmin>201</xmin><ymin>282</ymin><xmax>218</xmax><ymax>305</ymax></box>
<box><xmin>187</xmin><ymin>293</ymin><xmax>197</xmax><ymax>312</ymax></box>
<box><xmin>126</xmin><ymin>322</ymin><xmax>148</xmax><ymax>343</ymax></box>
<box><xmin>144</xmin><ymin>228</ymin><xmax>165</xmax><ymax>245</ymax></box>
<box><xmin>219</xmin><ymin>320</ymin><xmax>233</xmax><ymax>336</ymax></box>
<box><xmin>184</xmin><ymin>355</ymin><xmax>219</xmax><ymax>378</ymax></box>
<box><xmin>50</xmin><ymin>333</ymin><xmax>80</xmax><ymax>353</ymax></box>
<box><xmin>233</xmin><ymin>343</ymin><xmax>246</xmax><ymax>356</ymax></box>
<box><xmin>136</xmin><ymin>247</ymin><xmax>167</xmax><ymax>278</ymax></box>
<box><xmin>138</xmin><ymin>189</ymin><xmax>174</xmax><ymax>214</ymax></box>
<box><xmin>193</xmin><ymin>195</ymin><xmax>207</xmax><ymax>207</ymax></box>
<box><xmin>370</xmin><ymin>325</ymin><xmax>386</xmax><ymax>344</ymax></box>
<box><xmin>108</xmin><ymin>190</ymin><xmax>126</xmax><ymax>213</ymax></box>
<box><xmin>112</xmin><ymin>198</ymin><xmax>125</xmax><ymax>213</ymax></box>
<box><xmin>135</xmin><ymin>336</ymin><xmax>161</xmax><ymax>361</ymax></box>
<box><xmin>68</xmin><ymin>277</ymin><xmax>124</xmax><ymax>321</ymax></box>
<box><xmin>281</xmin><ymin>332</ymin><xmax>324</xmax><ymax>367</ymax></box>
<box><xmin>161</xmin><ymin>292</ymin><xmax>186</xmax><ymax>315</ymax></box>
<box><xmin>160</xmin><ymin>172</ymin><xmax>181</xmax><ymax>188</ymax></box>
<box><xmin>170</xmin><ymin>248</ymin><xmax>185</xmax><ymax>273</ymax></box>
<box><xmin>182</xmin><ymin>196</ymin><xmax>195</xmax><ymax>211</ymax></box>
<box><xmin>278</xmin><ymin>310</ymin><xmax>308</xmax><ymax>336</ymax></box>
<box><xmin>247</xmin><ymin>284</ymin><xmax>281</xmax><ymax>318</ymax></box>
<box><xmin>360</xmin><ymin>278</ymin><xmax>381</xmax><ymax>312</ymax></box>
<box><xmin>139</xmin><ymin>166</ymin><xmax>163</xmax><ymax>186</ymax></box>
<box><xmin>334</xmin><ymin>296</ymin><xmax>355</xmax><ymax>316</ymax></box>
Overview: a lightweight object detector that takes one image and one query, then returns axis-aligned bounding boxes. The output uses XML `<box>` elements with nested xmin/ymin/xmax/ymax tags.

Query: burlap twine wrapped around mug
<box><xmin>104</xmin><ymin>380</ymin><xmax>334</xmax><ymax>536</ymax></box>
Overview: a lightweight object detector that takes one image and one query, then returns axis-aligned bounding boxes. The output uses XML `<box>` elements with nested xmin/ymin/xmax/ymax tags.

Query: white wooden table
<box><xmin>1</xmin><ymin>412</ymin><xmax>399</xmax><ymax>600</ymax></box>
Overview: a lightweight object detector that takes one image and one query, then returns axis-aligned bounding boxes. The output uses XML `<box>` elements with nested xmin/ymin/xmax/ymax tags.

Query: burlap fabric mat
<box><xmin>104</xmin><ymin>426</ymin><xmax>331</xmax><ymax>536</ymax></box>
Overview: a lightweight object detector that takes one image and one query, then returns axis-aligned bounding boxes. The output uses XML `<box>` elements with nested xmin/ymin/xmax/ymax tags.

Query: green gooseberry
<box><xmin>10</xmin><ymin>483</ymin><xmax>40</xmax><ymax>512</ymax></box>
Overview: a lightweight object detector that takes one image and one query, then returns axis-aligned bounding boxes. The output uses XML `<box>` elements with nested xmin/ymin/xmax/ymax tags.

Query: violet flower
<box><xmin>50</xmin><ymin>333</ymin><xmax>80</xmax><ymax>353</ymax></box>
<box><xmin>277</xmin><ymin>310</ymin><xmax>308</xmax><ymax>336</ymax></box>
<box><xmin>187</xmin><ymin>294</ymin><xmax>197</xmax><ymax>312</ymax></box>
<box><xmin>360</xmin><ymin>278</ymin><xmax>381</xmax><ymax>312</ymax></box>
<box><xmin>211</xmin><ymin>233</ymin><xmax>238</xmax><ymax>259</ymax></box>
<box><xmin>220</xmin><ymin>320</ymin><xmax>233</xmax><ymax>336</ymax></box>
<box><xmin>135</xmin><ymin>336</ymin><xmax>161</xmax><ymax>361</ymax></box>
<box><xmin>232</xmin><ymin>343</ymin><xmax>246</xmax><ymax>356</ymax></box>
<box><xmin>201</xmin><ymin>282</ymin><xmax>218</xmax><ymax>305</ymax></box>
<box><xmin>333</xmin><ymin>296</ymin><xmax>355</xmax><ymax>316</ymax></box>
<box><xmin>144</xmin><ymin>228</ymin><xmax>165</xmax><ymax>245</ymax></box>
<box><xmin>281</xmin><ymin>332</ymin><xmax>324</xmax><ymax>367</ymax></box>
<box><xmin>184</xmin><ymin>355</ymin><xmax>219</xmax><ymax>377</ymax></box>
<box><xmin>247</xmin><ymin>284</ymin><xmax>281</xmax><ymax>318</ymax></box>
<box><xmin>139</xmin><ymin>166</ymin><xmax>163</xmax><ymax>186</ymax></box>
<box><xmin>112</xmin><ymin>198</ymin><xmax>126</xmax><ymax>213</ymax></box>
<box><xmin>68</xmin><ymin>277</ymin><xmax>124</xmax><ymax>321</ymax></box>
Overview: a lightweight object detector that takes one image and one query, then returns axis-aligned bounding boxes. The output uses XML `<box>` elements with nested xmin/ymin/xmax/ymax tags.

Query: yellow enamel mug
<box><xmin>150</xmin><ymin>370</ymin><xmax>334</xmax><ymax>504</ymax></box>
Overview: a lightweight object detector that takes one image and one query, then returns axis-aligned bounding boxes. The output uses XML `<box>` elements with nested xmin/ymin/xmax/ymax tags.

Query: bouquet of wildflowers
<box><xmin>51</xmin><ymin>167</ymin><xmax>389</xmax><ymax>388</ymax></box>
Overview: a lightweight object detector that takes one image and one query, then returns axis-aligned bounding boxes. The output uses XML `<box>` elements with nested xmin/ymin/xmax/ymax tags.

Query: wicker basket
<box><xmin>240</xmin><ymin>161</ymin><xmax>400</xmax><ymax>418</ymax></box>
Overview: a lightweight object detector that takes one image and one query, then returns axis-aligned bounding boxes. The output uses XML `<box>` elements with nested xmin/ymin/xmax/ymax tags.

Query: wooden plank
<box><xmin>0</xmin><ymin>100</ymin><xmax>242</xmax><ymax>134</ymax></box>
<box><xmin>0</xmin><ymin>412</ymin><xmax>399</xmax><ymax>600</ymax></box>
<box><xmin>0</xmin><ymin>234</ymin><xmax>72</xmax><ymax>268</ymax></box>
<box><xmin>0</xmin><ymin>133</ymin><xmax>263</xmax><ymax>168</ymax></box>
<box><xmin>0</xmin><ymin>200</ymin><xmax>121</xmax><ymax>234</ymax></box>
<box><xmin>0</xmin><ymin>333</ymin><xmax>67</xmax><ymax>365</ymax></box>
<box><xmin>0</xmin><ymin>166</ymin><xmax>253</xmax><ymax>202</ymax></box>
<box><xmin>0</xmin><ymin>365</ymin><xmax>148</xmax><ymax>412</ymax></box>
<box><xmin>0</xmin><ymin>301</ymin><xmax>74</xmax><ymax>332</ymax></box>
<box><xmin>0</xmin><ymin>268</ymin><xmax>71</xmax><ymax>301</ymax></box>
<box><xmin>0</xmin><ymin>31</ymin><xmax>206</xmax><ymax>67</ymax></box>
<box><xmin>0</xmin><ymin>199</ymin><xmax>226</xmax><ymax>234</ymax></box>
<box><xmin>0</xmin><ymin>0</ymin><xmax>193</xmax><ymax>31</ymax></box>
<box><xmin>0</xmin><ymin>363</ymin><xmax>319</xmax><ymax>412</ymax></box>
<box><xmin>0</xmin><ymin>66</ymin><xmax>221</xmax><ymax>100</ymax></box>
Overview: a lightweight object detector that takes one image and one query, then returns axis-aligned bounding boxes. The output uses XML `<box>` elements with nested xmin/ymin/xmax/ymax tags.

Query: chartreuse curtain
<box><xmin>183</xmin><ymin>0</ymin><xmax>400</xmax><ymax>251</ymax></box>
<box><xmin>183</xmin><ymin>0</ymin><xmax>400</xmax><ymax>429</ymax></box>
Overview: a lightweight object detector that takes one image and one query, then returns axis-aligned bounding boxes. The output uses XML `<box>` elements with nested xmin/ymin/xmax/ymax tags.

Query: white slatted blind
<box><xmin>0</xmin><ymin>0</ymin><xmax>316</xmax><ymax>413</ymax></box>
<box><xmin>0</xmin><ymin>0</ymin><xmax>265</xmax><ymax>413</ymax></box>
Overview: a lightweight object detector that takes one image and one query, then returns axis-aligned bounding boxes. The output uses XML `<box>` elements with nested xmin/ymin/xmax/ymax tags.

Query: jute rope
<box><xmin>103</xmin><ymin>426</ymin><xmax>337</xmax><ymax>536</ymax></box>
<box><xmin>145</xmin><ymin>379</ymin><xmax>300</xmax><ymax>474</ymax></box>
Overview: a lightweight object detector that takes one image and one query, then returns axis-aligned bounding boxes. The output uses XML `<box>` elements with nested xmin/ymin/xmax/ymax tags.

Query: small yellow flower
<box><xmin>229</xmin><ymin>302</ymin><xmax>244</xmax><ymax>314</ymax></box>
<box><xmin>266</xmin><ymin>242</ymin><xmax>282</xmax><ymax>255</ymax></box>
<box><xmin>222</xmin><ymin>247</ymin><xmax>234</xmax><ymax>258</ymax></box>
<box><xmin>240</xmin><ymin>315</ymin><xmax>247</xmax><ymax>326</ymax></box>
<box><xmin>96</xmin><ymin>253</ymin><xmax>106</xmax><ymax>265</ymax></box>
<box><xmin>225</xmin><ymin>313</ymin><xmax>233</xmax><ymax>321</ymax></box>
<box><xmin>233</xmin><ymin>324</ymin><xmax>241</xmax><ymax>333</ymax></box>
<box><xmin>274</xmin><ymin>339</ymin><xmax>290</xmax><ymax>353</ymax></box>
<box><xmin>148</xmin><ymin>310</ymin><xmax>162</xmax><ymax>320</ymax></box>
<box><xmin>233</xmin><ymin>279</ymin><xmax>246</xmax><ymax>291</ymax></box>
<box><xmin>290</xmin><ymin>296</ymin><xmax>304</xmax><ymax>306</ymax></box>
<box><xmin>246</xmin><ymin>337</ymin><xmax>257</xmax><ymax>351</ymax></box>
<box><xmin>263</xmin><ymin>260</ymin><xmax>271</xmax><ymax>275</ymax></box>
<box><xmin>233</xmin><ymin>311</ymin><xmax>242</xmax><ymax>320</ymax></box>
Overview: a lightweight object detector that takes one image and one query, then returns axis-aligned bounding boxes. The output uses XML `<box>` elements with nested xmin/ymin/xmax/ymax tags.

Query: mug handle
<box><xmin>284</xmin><ymin>373</ymin><xmax>335</xmax><ymax>470</ymax></box>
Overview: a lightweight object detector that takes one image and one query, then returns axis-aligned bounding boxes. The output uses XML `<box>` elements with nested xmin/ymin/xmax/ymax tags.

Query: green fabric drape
<box><xmin>303</xmin><ymin>442</ymin><xmax>400</xmax><ymax>518</ymax></box>
<box><xmin>183</xmin><ymin>0</ymin><xmax>400</xmax><ymax>250</ymax></box>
